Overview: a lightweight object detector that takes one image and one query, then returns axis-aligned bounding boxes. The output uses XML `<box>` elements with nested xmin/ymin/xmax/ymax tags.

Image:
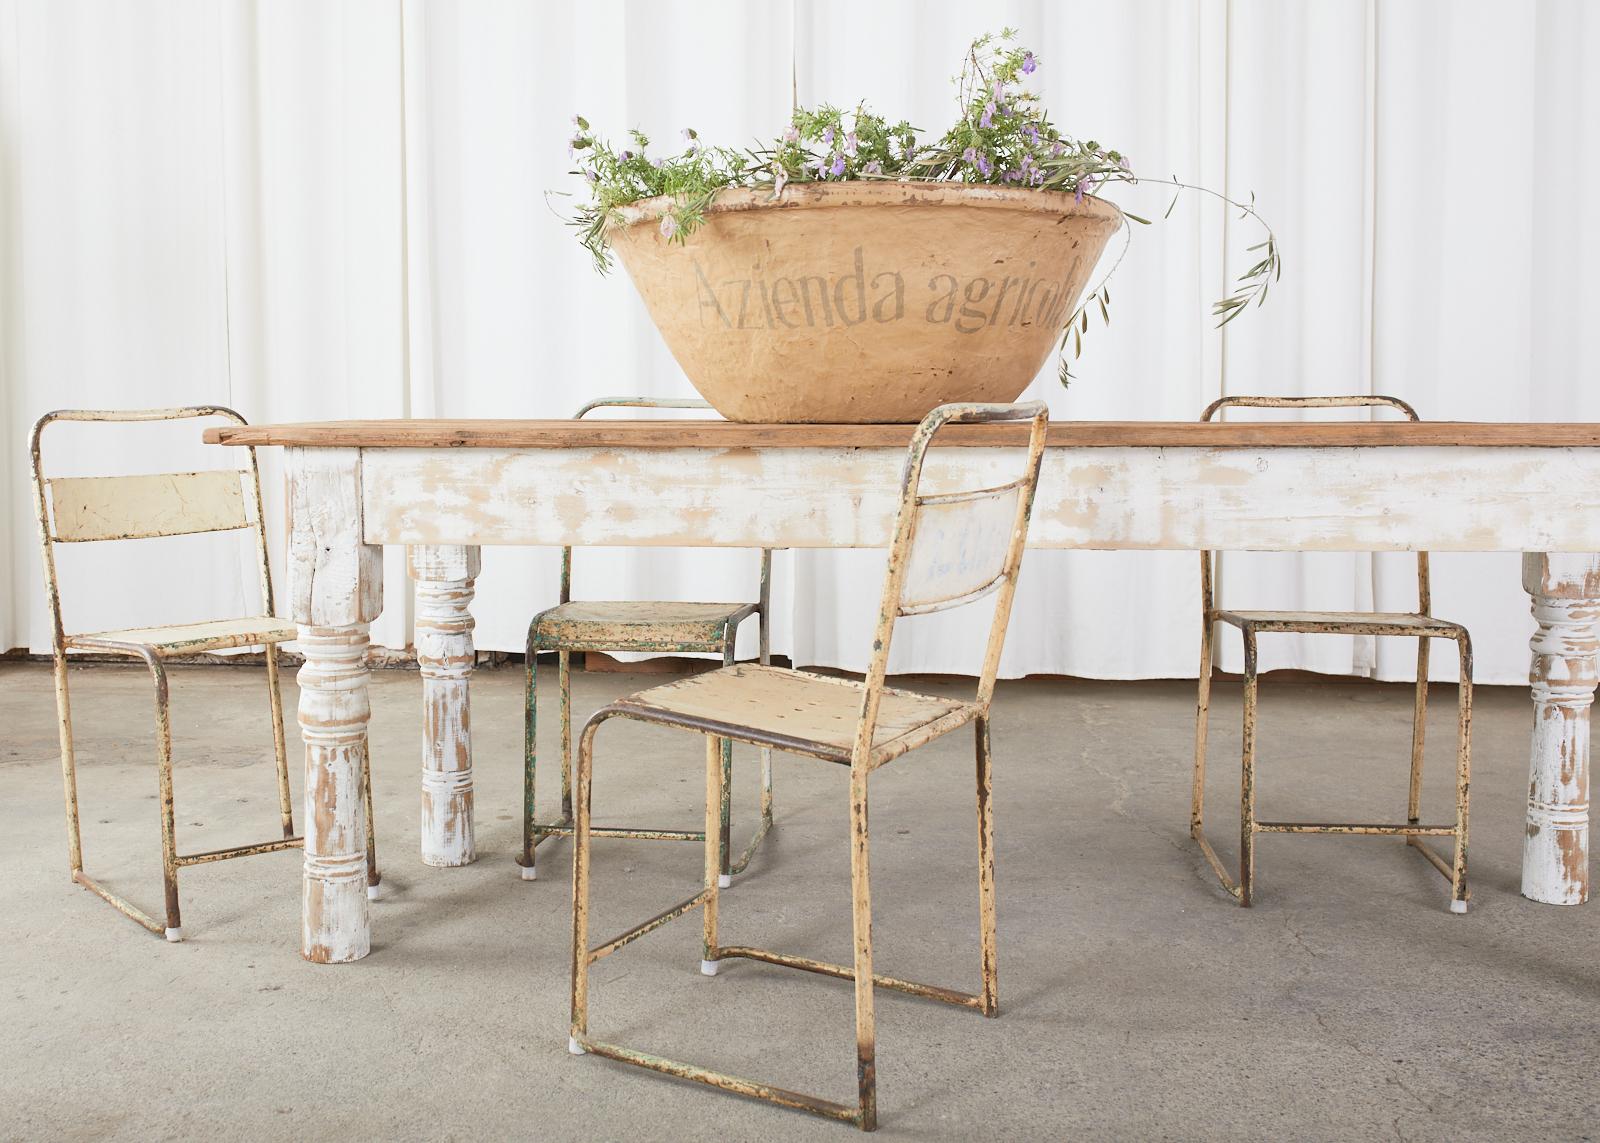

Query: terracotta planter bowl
<box><xmin>608</xmin><ymin>182</ymin><xmax>1122</xmax><ymax>423</ymax></box>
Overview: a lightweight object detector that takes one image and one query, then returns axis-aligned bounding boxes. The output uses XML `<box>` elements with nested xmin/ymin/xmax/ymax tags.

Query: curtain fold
<box><xmin>2</xmin><ymin>0</ymin><xmax>1595</xmax><ymax>685</ymax></box>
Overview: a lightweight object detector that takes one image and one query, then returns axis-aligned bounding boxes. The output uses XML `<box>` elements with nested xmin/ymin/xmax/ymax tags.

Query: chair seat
<box><xmin>608</xmin><ymin>663</ymin><xmax>977</xmax><ymax>766</ymax></box>
<box><xmin>533</xmin><ymin>600</ymin><xmax>757</xmax><ymax>650</ymax></box>
<box><xmin>1213</xmin><ymin>610</ymin><xmax>1466</xmax><ymax>637</ymax></box>
<box><xmin>67</xmin><ymin>616</ymin><xmax>296</xmax><ymax>656</ymax></box>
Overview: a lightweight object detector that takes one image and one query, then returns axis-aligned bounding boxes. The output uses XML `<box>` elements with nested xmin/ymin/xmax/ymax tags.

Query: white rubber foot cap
<box><xmin>718</xmin><ymin>874</ymin><xmax>731</xmax><ymax>889</ymax></box>
<box><xmin>1449</xmin><ymin>899</ymin><xmax>1468</xmax><ymax>914</ymax></box>
<box><xmin>367</xmin><ymin>883</ymin><xmax>382</xmax><ymax>901</ymax></box>
<box><xmin>164</xmin><ymin>927</ymin><xmax>184</xmax><ymax>943</ymax></box>
<box><xmin>521</xmin><ymin>865</ymin><xmax>538</xmax><ymax>881</ymax></box>
<box><xmin>568</xmin><ymin>1036</ymin><xmax>586</xmax><ymax>1055</ymax></box>
<box><xmin>701</xmin><ymin>958</ymin><xmax>721</xmax><ymax>977</ymax></box>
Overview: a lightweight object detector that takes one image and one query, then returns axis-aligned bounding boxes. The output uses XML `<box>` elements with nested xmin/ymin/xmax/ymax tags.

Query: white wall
<box><xmin>2</xmin><ymin>0</ymin><xmax>1596</xmax><ymax>684</ymax></box>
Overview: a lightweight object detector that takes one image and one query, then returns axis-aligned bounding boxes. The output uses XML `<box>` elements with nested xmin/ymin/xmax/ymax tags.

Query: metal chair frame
<box><xmin>1190</xmin><ymin>395</ymin><xmax>1472</xmax><ymax>912</ymax></box>
<box><xmin>30</xmin><ymin>407</ymin><xmax>379</xmax><ymax>943</ymax></box>
<box><xmin>519</xmin><ymin>397</ymin><xmax>774</xmax><ymax>885</ymax></box>
<box><xmin>567</xmin><ymin>401</ymin><xmax>1050</xmax><ymax>1131</ymax></box>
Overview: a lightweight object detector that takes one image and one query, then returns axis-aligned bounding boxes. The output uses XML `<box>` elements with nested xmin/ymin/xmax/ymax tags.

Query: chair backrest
<box><xmin>1198</xmin><ymin>394</ymin><xmax>1429</xmax><ymax>614</ymax></box>
<box><xmin>560</xmin><ymin>397</ymin><xmax>771</xmax><ymax>614</ymax></box>
<box><xmin>850</xmin><ymin>401</ymin><xmax>1051</xmax><ymax>766</ymax></box>
<box><xmin>29</xmin><ymin>407</ymin><xmax>273</xmax><ymax>650</ymax></box>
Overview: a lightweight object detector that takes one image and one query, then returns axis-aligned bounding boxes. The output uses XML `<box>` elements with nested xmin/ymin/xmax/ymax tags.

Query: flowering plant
<box><xmin>565</xmin><ymin>31</ymin><xmax>1278</xmax><ymax>384</ymax></box>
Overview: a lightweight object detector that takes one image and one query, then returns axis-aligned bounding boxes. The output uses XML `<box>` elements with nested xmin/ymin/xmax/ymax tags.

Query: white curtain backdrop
<box><xmin>2</xmin><ymin>0</ymin><xmax>1596</xmax><ymax>685</ymax></box>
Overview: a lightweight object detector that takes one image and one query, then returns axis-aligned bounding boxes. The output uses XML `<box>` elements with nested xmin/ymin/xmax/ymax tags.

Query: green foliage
<box><xmin>564</xmin><ymin>30</ymin><xmax>1280</xmax><ymax>385</ymax></box>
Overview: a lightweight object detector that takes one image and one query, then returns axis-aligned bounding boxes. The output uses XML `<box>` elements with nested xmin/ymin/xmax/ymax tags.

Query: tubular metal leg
<box><xmin>1450</xmin><ymin>635</ymin><xmax>1474</xmax><ymax>912</ymax></box>
<box><xmin>52</xmin><ymin>652</ymin><xmax>84</xmax><ymax>877</ymax></box>
<box><xmin>266</xmin><ymin>644</ymin><xmax>294</xmax><ymax>838</ymax></box>
<box><xmin>1192</xmin><ymin>615</ymin><xmax>1214</xmax><ymax>838</ymax></box>
<box><xmin>520</xmin><ymin>626</ymin><xmax>540</xmax><ymax>878</ymax></box>
<box><xmin>704</xmin><ymin>734</ymin><xmax>723</xmax><ymax>973</ymax></box>
<box><xmin>727</xmin><ymin>614</ymin><xmax>776</xmax><ymax>880</ymax></box>
<box><xmin>758</xmin><ymin>599</ymin><xmax>774</xmax><ymax>833</ymax></box>
<box><xmin>974</xmin><ymin>716</ymin><xmax>998</xmax><ymax>1017</ymax></box>
<box><xmin>147</xmin><ymin>656</ymin><xmax>182</xmax><ymax>941</ymax></box>
<box><xmin>1408</xmin><ymin>638</ymin><xmax>1431</xmax><ymax>826</ymax></box>
<box><xmin>849</xmin><ymin>763</ymin><xmax>878</xmax><ymax>1131</ymax></box>
<box><xmin>1238</xmin><ymin>631</ymin><xmax>1259</xmax><ymax>909</ymax></box>
<box><xmin>719</xmin><ymin>636</ymin><xmax>735</xmax><ymax>886</ymax></box>
<box><xmin>569</xmin><ymin>717</ymin><xmax>600</xmax><ymax>1052</ymax></box>
<box><xmin>560</xmin><ymin>649</ymin><xmax>574</xmax><ymax>819</ymax></box>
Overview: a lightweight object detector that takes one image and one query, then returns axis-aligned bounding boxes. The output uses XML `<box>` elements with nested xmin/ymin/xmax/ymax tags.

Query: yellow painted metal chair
<box><xmin>566</xmin><ymin>401</ymin><xmax>1050</xmax><ymax>1131</ymax></box>
<box><xmin>30</xmin><ymin>407</ymin><xmax>379</xmax><ymax>942</ymax></box>
<box><xmin>1190</xmin><ymin>395</ymin><xmax>1472</xmax><ymax>913</ymax></box>
<box><xmin>519</xmin><ymin>397</ymin><xmax>773</xmax><ymax>885</ymax></box>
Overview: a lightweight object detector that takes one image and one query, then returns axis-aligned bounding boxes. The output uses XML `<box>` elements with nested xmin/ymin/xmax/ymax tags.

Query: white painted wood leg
<box><xmin>297</xmin><ymin>625</ymin><xmax>376</xmax><ymax>961</ymax></box>
<box><xmin>287</xmin><ymin>448</ymin><xmax>384</xmax><ymax>963</ymax></box>
<box><xmin>409</xmin><ymin>545</ymin><xmax>481</xmax><ymax>867</ymax></box>
<box><xmin>1521</xmin><ymin>553</ymin><xmax>1600</xmax><ymax>905</ymax></box>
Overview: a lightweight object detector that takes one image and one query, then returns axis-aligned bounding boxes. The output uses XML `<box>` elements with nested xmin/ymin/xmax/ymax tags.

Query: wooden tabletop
<box><xmin>202</xmin><ymin>419</ymin><xmax>1600</xmax><ymax>450</ymax></box>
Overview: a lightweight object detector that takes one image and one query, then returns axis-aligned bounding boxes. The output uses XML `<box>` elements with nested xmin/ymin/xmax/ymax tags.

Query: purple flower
<box><xmin>1021</xmin><ymin>51</ymin><xmax>1036</xmax><ymax>75</ymax></box>
<box><xmin>976</xmin><ymin>154</ymin><xmax>993</xmax><ymax>178</ymax></box>
<box><xmin>1023</xmin><ymin>124</ymin><xmax>1040</xmax><ymax>146</ymax></box>
<box><xmin>822</xmin><ymin>125</ymin><xmax>835</xmax><ymax>146</ymax></box>
<box><xmin>829</xmin><ymin>153</ymin><xmax>847</xmax><ymax>177</ymax></box>
<box><xmin>621</xmin><ymin>150</ymin><xmax>634</xmax><ymax>160</ymax></box>
<box><xmin>980</xmin><ymin>102</ymin><xmax>995</xmax><ymax>129</ymax></box>
<box><xmin>962</xmin><ymin>146</ymin><xmax>978</xmax><ymax>164</ymax></box>
<box><xmin>659</xmin><ymin>213</ymin><xmax>678</xmax><ymax>238</ymax></box>
<box><xmin>1051</xmin><ymin>141</ymin><xmax>1065</xmax><ymax>158</ymax></box>
<box><xmin>1074</xmin><ymin>176</ymin><xmax>1099</xmax><ymax>204</ymax></box>
<box><xmin>844</xmin><ymin>132</ymin><xmax>859</xmax><ymax>157</ymax></box>
<box><xmin>863</xmin><ymin>159</ymin><xmax>883</xmax><ymax>175</ymax></box>
<box><xmin>584</xmin><ymin>168</ymin><xmax>598</xmax><ymax>183</ymax></box>
<box><xmin>783</xmin><ymin>125</ymin><xmax>800</xmax><ymax>143</ymax></box>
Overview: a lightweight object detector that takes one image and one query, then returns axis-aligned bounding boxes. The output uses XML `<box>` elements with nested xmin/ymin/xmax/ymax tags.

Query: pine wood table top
<box><xmin>203</xmin><ymin>419</ymin><xmax>1600</xmax><ymax>450</ymax></box>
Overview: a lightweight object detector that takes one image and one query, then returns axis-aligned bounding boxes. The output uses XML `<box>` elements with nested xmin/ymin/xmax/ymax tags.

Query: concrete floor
<box><xmin>3</xmin><ymin>659</ymin><xmax>1598</xmax><ymax>1142</ymax></box>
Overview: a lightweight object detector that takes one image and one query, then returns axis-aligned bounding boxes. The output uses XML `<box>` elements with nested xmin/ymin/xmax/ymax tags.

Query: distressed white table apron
<box><xmin>260</xmin><ymin>429</ymin><xmax>1600</xmax><ymax>962</ymax></box>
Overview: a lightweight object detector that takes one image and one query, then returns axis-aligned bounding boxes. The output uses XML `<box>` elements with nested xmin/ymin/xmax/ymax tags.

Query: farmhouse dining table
<box><xmin>205</xmin><ymin>417</ymin><xmax>1600</xmax><ymax>963</ymax></box>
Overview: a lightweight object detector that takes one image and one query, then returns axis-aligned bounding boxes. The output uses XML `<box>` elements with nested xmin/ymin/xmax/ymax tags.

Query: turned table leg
<box><xmin>287</xmin><ymin>448</ymin><xmax>383</xmax><ymax>962</ymax></box>
<box><xmin>297</xmin><ymin>625</ymin><xmax>375</xmax><ymax>961</ymax></box>
<box><xmin>409</xmin><ymin>545</ymin><xmax>481</xmax><ymax>867</ymax></box>
<box><xmin>1521</xmin><ymin>553</ymin><xmax>1600</xmax><ymax>905</ymax></box>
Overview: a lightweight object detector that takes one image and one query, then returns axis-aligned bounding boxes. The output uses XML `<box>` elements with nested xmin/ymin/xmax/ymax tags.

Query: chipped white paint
<box><xmin>1521</xmin><ymin>554</ymin><xmax>1600</xmax><ymax>905</ymax></box>
<box><xmin>361</xmin><ymin>445</ymin><xmax>1600</xmax><ymax>553</ymax></box>
<box><xmin>900</xmin><ymin>485</ymin><xmax>1022</xmax><ymax>612</ymax></box>
<box><xmin>278</xmin><ymin>439</ymin><xmax>1600</xmax><ymax>959</ymax></box>
<box><xmin>287</xmin><ymin>448</ymin><xmax>382</xmax><ymax>963</ymax></box>
<box><xmin>67</xmin><ymin>615</ymin><xmax>295</xmax><ymax>654</ymax></box>
<box><xmin>47</xmin><ymin>469</ymin><xmax>249</xmax><ymax>542</ymax></box>
<box><xmin>409</xmin><ymin>544</ymin><xmax>481</xmax><ymax>868</ymax></box>
<box><xmin>295</xmin><ymin>626</ymin><xmax>373</xmax><ymax>963</ymax></box>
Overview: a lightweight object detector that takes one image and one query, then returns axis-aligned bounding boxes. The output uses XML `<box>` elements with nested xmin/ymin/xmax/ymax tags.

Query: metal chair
<box><xmin>518</xmin><ymin>397</ymin><xmax>773</xmax><ymax>886</ymax></box>
<box><xmin>29</xmin><ymin>407</ymin><xmax>379</xmax><ymax>942</ymax></box>
<box><xmin>1190</xmin><ymin>395</ymin><xmax>1472</xmax><ymax>913</ymax></box>
<box><xmin>567</xmin><ymin>401</ymin><xmax>1050</xmax><ymax>1131</ymax></box>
